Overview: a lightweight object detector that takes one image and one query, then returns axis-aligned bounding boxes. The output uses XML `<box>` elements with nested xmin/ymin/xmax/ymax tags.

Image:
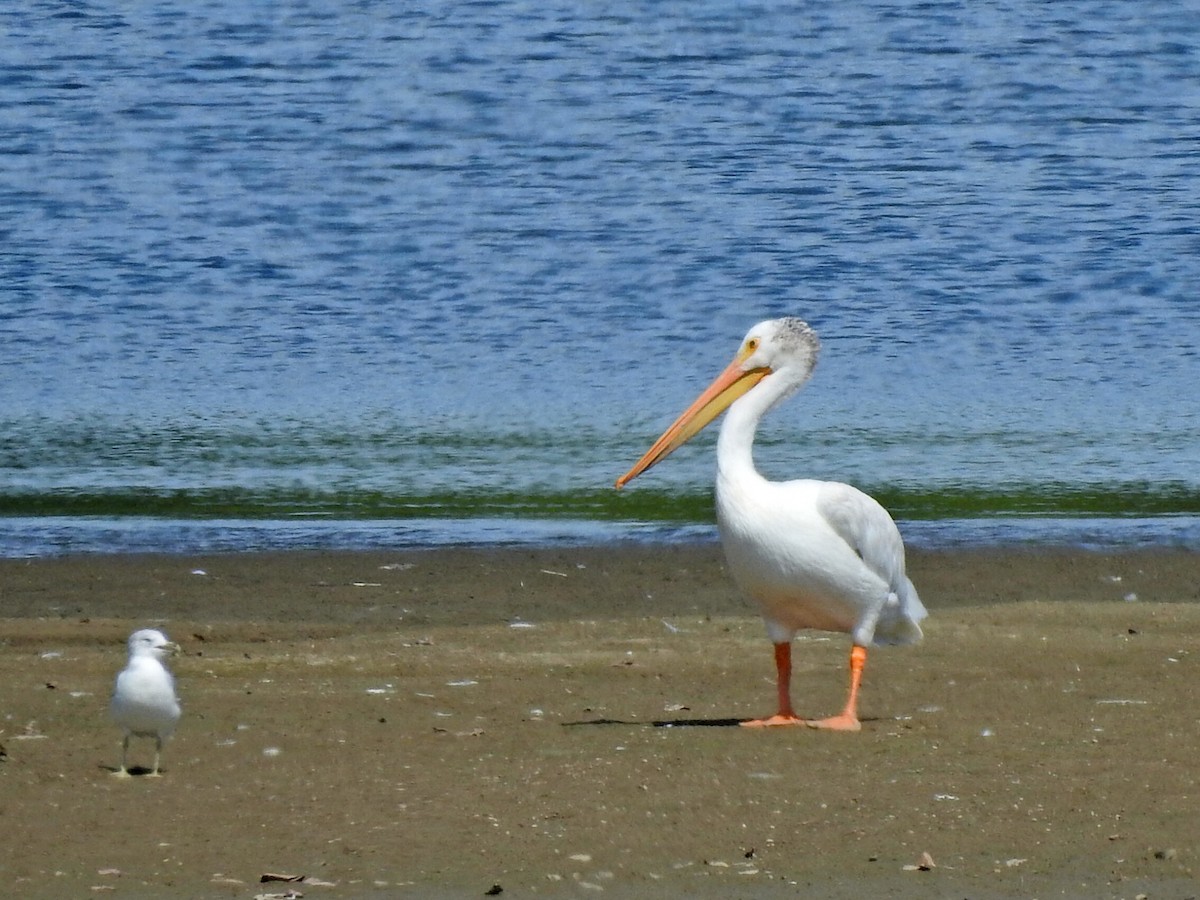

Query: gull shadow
<box><xmin>562</xmin><ymin>717</ymin><xmax>744</xmax><ymax>729</ymax></box>
<box><xmin>99</xmin><ymin>764</ymin><xmax>162</xmax><ymax>777</ymax></box>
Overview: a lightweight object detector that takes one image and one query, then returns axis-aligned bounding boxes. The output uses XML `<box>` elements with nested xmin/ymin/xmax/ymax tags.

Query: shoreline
<box><xmin>2</xmin><ymin>512</ymin><xmax>1199</xmax><ymax>560</ymax></box>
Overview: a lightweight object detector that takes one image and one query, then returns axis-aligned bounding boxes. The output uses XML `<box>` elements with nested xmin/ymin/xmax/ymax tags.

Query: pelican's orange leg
<box><xmin>807</xmin><ymin>644</ymin><xmax>866</xmax><ymax>732</ymax></box>
<box><xmin>741</xmin><ymin>642</ymin><xmax>806</xmax><ymax>727</ymax></box>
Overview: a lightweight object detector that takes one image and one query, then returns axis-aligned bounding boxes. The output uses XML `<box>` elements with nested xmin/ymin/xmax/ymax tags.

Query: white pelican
<box><xmin>616</xmin><ymin>317</ymin><xmax>926</xmax><ymax>731</ymax></box>
<box><xmin>110</xmin><ymin>628</ymin><xmax>182</xmax><ymax>776</ymax></box>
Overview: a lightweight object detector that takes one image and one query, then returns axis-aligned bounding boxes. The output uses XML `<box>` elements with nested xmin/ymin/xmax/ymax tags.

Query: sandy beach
<box><xmin>1</xmin><ymin>543</ymin><xmax>1197</xmax><ymax>899</ymax></box>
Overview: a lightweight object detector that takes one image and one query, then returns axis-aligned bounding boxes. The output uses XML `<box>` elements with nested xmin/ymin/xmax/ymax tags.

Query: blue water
<box><xmin>2</xmin><ymin>1</ymin><xmax>1199</xmax><ymax>556</ymax></box>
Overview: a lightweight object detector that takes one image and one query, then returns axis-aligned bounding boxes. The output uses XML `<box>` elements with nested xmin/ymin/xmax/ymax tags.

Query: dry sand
<box><xmin>1</xmin><ymin>544</ymin><xmax>1198</xmax><ymax>899</ymax></box>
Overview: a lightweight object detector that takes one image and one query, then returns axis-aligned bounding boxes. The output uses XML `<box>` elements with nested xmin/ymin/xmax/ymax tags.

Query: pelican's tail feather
<box><xmin>874</xmin><ymin>579</ymin><xmax>926</xmax><ymax>646</ymax></box>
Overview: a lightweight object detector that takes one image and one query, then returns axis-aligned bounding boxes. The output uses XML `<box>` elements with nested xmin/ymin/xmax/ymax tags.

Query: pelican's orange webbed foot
<box><xmin>806</xmin><ymin>713</ymin><xmax>861</xmax><ymax>732</ymax></box>
<box><xmin>804</xmin><ymin>645</ymin><xmax>868</xmax><ymax>732</ymax></box>
<box><xmin>741</xmin><ymin>713</ymin><xmax>807</xmax><ymax>728</ymax></box>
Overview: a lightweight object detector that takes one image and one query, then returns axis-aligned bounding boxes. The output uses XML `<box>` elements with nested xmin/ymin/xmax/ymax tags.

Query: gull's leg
<box><xmin>114</xmin><ymin>734</ymin><xmax>132</xmax><ymax>778</ymax></box>
<box><xmin>148</xmin><ymin>736</ymin><xmax>164</xmax><ymax>777</ymax></box>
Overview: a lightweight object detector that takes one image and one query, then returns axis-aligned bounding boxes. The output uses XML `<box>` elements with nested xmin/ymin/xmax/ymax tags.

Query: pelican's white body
<box><xmin>718</xmin><ymin>473</ymin><xmax>926</xmax><ymax>647</ymax></box>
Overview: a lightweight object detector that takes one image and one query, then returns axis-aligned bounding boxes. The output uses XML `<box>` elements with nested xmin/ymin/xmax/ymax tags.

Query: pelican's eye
<box><xmin>746</xmin><ymin>337</ymin><xmax>760</xmax><ymax>353</ymax></box>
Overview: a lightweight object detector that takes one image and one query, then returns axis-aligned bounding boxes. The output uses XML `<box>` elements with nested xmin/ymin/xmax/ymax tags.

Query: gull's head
<box><xmin>127</xmin><ymin>628</ymin><xmax>180</xmax><ymax>660</ymax></box>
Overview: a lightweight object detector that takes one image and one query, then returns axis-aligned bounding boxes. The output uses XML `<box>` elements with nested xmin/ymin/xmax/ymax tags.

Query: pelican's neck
<box><xmin>716</xmin><ymin>369</ymin><xmax>799</xmax><ymax>490</ymax></box>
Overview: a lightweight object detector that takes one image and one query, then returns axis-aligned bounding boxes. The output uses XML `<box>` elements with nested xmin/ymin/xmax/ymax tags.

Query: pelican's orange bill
<box><xmin>616</xmin><ymin>348</ymin><xmax>768</xmax><ymax>488</ymax></box>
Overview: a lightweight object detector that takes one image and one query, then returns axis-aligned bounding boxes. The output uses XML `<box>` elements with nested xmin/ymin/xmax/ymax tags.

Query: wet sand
<box><xmin>1</xmin><ymin>544</ymin><xmax>1198</xmax><ymax>899</ymax></box>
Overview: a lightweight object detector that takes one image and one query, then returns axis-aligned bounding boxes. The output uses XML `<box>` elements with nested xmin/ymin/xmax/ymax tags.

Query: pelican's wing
<box><xmin>816</xmin><ymin>483</ymin><xmax>905</xmax><ymax>584</ymax></box>
<box><xmin>816</xmin><ymin>482</ymin><xmax>927</xmax><ymax>639</ymax></box>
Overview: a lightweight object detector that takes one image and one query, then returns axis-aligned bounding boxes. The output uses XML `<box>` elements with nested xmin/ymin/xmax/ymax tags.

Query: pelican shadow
<box><xmin>562</xmin><ymin>715</ymin><xmax>880</xmax><ymax>729</ymax></box>
<box><xmin>563</xmin><ymin>717</ymin><xmax>744</xmax><ymax>728</ymax></box>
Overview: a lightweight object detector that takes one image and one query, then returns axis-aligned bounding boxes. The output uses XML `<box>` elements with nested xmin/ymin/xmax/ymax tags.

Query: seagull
<box><xmin>616</xmin><ymin>317</ymin><xmax>926</xmax><ymax>730</ymax></box>
<box><xmin>110</xmin><ymin>628</ymin><xmax>182</xmax><ymax>776</ymax></box>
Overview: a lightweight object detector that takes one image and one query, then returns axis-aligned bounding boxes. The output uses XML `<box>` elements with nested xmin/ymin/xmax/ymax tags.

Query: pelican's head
<box><xmin>126</xmin><ymin>628</ymin><xmax>180</xmax><ymax>661</ymax></box>
<box><xmin>615</xmin><ymin>317</ymin><xmax>820</xmax><ymax>488</ymax></box>
<box><xmin>738</xmin><ymin>317</ymin><xmax>820</xmax><ymax>380</ymax></box>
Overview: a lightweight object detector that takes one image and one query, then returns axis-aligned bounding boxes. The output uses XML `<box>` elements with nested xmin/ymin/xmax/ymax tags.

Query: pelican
<box><xmin>616</xmin><ymin>317</ymin><xmax>926</xmax><ymax>731</ymax></box>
